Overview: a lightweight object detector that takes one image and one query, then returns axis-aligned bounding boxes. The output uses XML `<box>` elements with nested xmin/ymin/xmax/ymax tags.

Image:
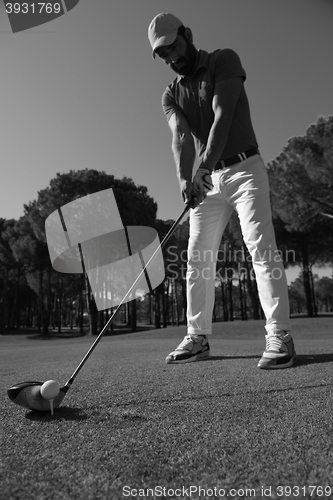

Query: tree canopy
<box><xmin>268</xmin><ymin>115</ymin><xmax>333</xmax><ymax>316</ymax></box>
<box><xmin>268</xmin><ymin>115</ymin><xmax>333</xmax><ymax>230</ymax></box>
<box><xmin>0</xmin><ymin>170</ymin><xmax>158</xmax><ymax>334</ymax></box>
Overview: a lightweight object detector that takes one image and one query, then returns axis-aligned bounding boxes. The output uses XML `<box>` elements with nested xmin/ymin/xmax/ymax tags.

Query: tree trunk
<box><xmin>162</xmin><ymin>283</ymin><xmax>168</xmax><ymax>328</ymax></box>
<box><xmin>181</xmin><ymin>279</ymin><xmax>187</xmax><ymax>323</ymax></box>
<box><xmin>1</xmin><ymin>268</ymin><xmax>9</xmax><ymax>332</ymax></box>
<box><xmin>302</xmin><ymin>266</ymin><xmax>314</xmax><ymax>317</ymax></box>
<box><xmin>58</xmin><ymin>275</ymin><xmax>63</xmax><ymax>333</ymax></box>
<box><xmin>25</xmin><ymin>292</ymin><xmax>32</xmax><ymax>328</ymax></box>
<box><xmin>221</xmin><ymin>279</ymin><xmax>228</xmax><ymax>321</ymax></box>
<box><xmin>43</xmin><ymin>265</ymin><xmax>52</xmax><ymax>335</ymax></box>
<box><xmin>131</xmin><ymin>300</ymin><xmax>137</xmax><ymax>332</ymax></box>
<box><xmin>148</xmin><ymin>293</ymin><xmax>153</xmax><ymax>324</ymax></box>
<box><xmin>90</xmin><ymin>307</ymin><xmax>98</xmax><ymax>335</ymax></box>
<box><xmin>309</xmin><ymin>270</ymin><xmax>318</xmax><ymax>316</ymax></box>
<box><xmin>38</xmin><ymin>268</ymin><xmax>43</xmax><ymax>334</ymax></box>
<box><xmin>169</xmin><ymin>281</ymin><xmax>174</xmax><ymax>326</ymax></box>
<box><xmin>164</xmin><ymin>281</ymin><xmax>170</xmax><ymax>327</ymax></box>
<box><xmin>242</xmin><ymin>248</ymin><xmax>260</xmax><ymax>320</ymax></box>
<box><xmin>88</xmin><ymin>291</ymin><xmax>98</xmax><ymax>335</ymax></box>
<box><xmin>52</xmin><ymin>285</ymin><xmax>57</xmax><ymax>330</ymax></box>
<box><xmin>79</xmin><ymin>275</ymin><xmax>84</xmax><ymax>333</ymax></box>
<box><xmin>238</xmin><ymin>275</ymin><xmax>245</xmax><ymax>320</ymax></box>
<box><xmin>0</xmin><ymin>272</ymin><xmax>6</xmax><ymax>334</ymax></box>
<box><xmin>227</xmin><ymin>275</ymin><xmax>234</xmax><ymax>321</ymax></box>
<box><xmin>155</xmin><ymin>286</ymin><xmax>161</xmax><ymax>329</ymax></box>
<box><xmin>174</xmin><ymin>280</ymin><xmax>180</xmax><ymax>326</ymax></box>
<box><xmin>242</xmin><ymin>277</ymin><xmax>248</xmax><ymax>320</ymax></box>
<box><xmin>109</xmin><ymin>308</ymin><xmax>114</xmax><ymax>332</ymax></box>
<box><xmin>9</xmin><ymin>269</ymin><xmax>20</xmax><ymax>329</ymax></box>
<box><xmin>99</xmin><ymin>310</ymin><xmax>105</xmax><ymax>333</ymax></box>
<box><xmin>82</xmin><ymin>272</ymin><xmax>98</xmax><ymax>335</ymax></box>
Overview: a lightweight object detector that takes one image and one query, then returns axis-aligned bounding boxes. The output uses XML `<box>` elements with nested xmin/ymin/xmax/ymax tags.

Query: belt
<box><xmin>213</xmin><ymin>148</ymin><xmax>260</xmax><ymax>171</ymax></box>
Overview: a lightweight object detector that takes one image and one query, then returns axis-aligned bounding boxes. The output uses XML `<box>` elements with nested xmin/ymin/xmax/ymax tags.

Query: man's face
<box><xmin>155</xmin><ymin>34</ymin><xmax>197</xmax><ymax>76</ymax></box>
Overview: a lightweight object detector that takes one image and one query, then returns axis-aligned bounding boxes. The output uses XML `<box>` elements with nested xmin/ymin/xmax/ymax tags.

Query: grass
<box><xmin>1</xmin><ymin>316</ymin><xmax>333</xmax><ymax>500</ymax></box>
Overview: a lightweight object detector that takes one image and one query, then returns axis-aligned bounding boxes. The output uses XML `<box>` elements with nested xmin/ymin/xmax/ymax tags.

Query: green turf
<box><xmin>1</xmin><ymin>317</ymin><xmax>333</xmax><ymax>500</ymax></box>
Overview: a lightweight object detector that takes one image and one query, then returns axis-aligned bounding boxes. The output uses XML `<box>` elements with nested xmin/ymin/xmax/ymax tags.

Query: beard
<box><xmin>170</xmin><ymin>38</ymin><xmax>198</xmax><ymax>77</ymax></box>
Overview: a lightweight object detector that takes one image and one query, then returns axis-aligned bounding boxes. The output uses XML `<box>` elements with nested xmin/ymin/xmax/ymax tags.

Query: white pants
<box><xmin>187</xmin><ymin>155</ymin><xmax>290</xmax><ymax>335</ymax></box>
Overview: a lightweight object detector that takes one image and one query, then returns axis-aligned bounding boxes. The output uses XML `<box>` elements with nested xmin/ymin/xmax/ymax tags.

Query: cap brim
<box><xmin>152</xmin><ymin>29</ymin><xmax>178</xmax><ymax>59</ymax></box>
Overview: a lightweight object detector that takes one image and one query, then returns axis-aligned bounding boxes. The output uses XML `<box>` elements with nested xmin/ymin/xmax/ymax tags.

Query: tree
<box><xmin>290</xmin><ymin>115</ymin><xmax>333</xmax><ymax>214</ymax></box>
<box><xmin>24</xmin><ymin>170</ymin><xmax>158</xmax><ymax>334</ymax></box>
<box><xmin>0</xmin><ymin>219</ymin><xmax>19</xmax><ymax>333</ymax></box>
<box><xmin>9</xmin><ymin>216</ymin><xmax>51</xmax><ymax>333</ymax></box>
<box><xmin>268</xmin><ymin>116</ymin><xmax>333</xmax><ymax>316</ymax></box>
<box><xmin>216</xmin><ymin>212</ymin><xmax>261</xmax><ymax>321</ymax></box>
<box><xmin>288</xmin><ymin>277</ymin><xmax>307</xmax><ymax>315</ymax></box>
<box><xmin>315</xmin><ymin>277</ymin><xmax>333</xmax><ymax>312</ymax></box>
<box><xmin>154</xmin><ymin>216</ymin><xmax>189</xmax><ymax>328</ymax></box>
<box><xmin>269</xmin><ymin>116</ymin><xmax>333</xmax><ymax>222</ymax></box>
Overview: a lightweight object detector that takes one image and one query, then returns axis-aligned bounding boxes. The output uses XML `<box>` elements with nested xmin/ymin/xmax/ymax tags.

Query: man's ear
<box><xmin>184</xmin><ymin>27</ymin><xmax>193</xmax><ymax>43</ymax></box>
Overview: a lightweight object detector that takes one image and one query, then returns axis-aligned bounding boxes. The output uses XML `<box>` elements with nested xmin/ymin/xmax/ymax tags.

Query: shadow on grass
<box><xmin>25</xmin><ymin>406</ymin><xmax>88</xmax><ymax>421</ymax></box>
<box><xmin>210</xmin><ymin>355</ymin><xmax>260</xmax><ymax>361</ymax></box>
<box><xmin>4</xmin><ymin>324</ymin><xmax>156</xmax><ymax>339</ymax></box>
<box><xmin>26</xmin><ymin>326</ymin><xmax>156</xmax><ymax>340</ymax></box>
<box><xmin>106</xmin><ymin>381</ymin><xmax>333</xmax><ymax>410</ymax></box>
<box><xmin>264</xmin><ymin>382</ymin><xmax>333</xmax><ymax>393</ymax></box>
<box><xmin>27</xmin><ymin>333</ymin><xmax>87</xmax><ymax>340</ymax></box>
<box><xmin>295</xmin><ymin>353</ymin><xmax>333</xmax><ymax>366</ymax></box>
<box><xmin>2</xmin><ymin>327</ymin><xmax>89</xmax><ymax>338</ymax></box>
<box><xmin>210</xmin><ymin>353</ymin><xmax>333</xmax><ymax>366</ymax></box>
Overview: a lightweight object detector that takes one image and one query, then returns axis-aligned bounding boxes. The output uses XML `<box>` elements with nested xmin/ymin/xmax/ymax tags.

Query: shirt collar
<box><xmin>176</xmin><ymin>50</ymin><xmax>209</xmax><ymax>82</ymax></box>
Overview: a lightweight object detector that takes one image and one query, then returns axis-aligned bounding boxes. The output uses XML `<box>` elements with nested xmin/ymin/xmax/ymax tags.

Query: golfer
<box><xmin>148</xmin><ymin>13</ymin><xmax>297</xmax><ymax>369</ymax></box>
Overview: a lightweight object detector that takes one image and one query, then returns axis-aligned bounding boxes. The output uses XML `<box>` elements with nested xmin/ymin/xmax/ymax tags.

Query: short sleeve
<box><xmin>162</xmin><ymin>86</ymin><xmax>179</xmax><ymax>122</ymax></box>
<box><xmin>213</xmin><ymin>49</ymin><xmax>246</xmax><ymax>84</ymax></box>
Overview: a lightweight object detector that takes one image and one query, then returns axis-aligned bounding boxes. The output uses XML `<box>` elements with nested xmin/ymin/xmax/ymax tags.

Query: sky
<box><xmin>1</xmin><ymin>0</ymin><xmax>333</xmax><ymax>283</ymax></box>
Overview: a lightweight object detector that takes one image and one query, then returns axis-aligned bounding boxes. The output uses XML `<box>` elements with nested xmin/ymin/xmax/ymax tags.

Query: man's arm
<box><xmin>168</xmin><ymin>110</ymin><xmax>197</xmax><ymax>206</ymax></box>
<box><xmin>199</xmin><ymin>77</ymin><xmax>243</xmax><ymax>172</ymax></box>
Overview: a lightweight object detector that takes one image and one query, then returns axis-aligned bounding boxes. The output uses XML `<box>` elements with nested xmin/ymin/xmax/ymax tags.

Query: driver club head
<box><xmin>7</xmin><ymin>381</ymin><xmax>67</xmax><ymax>412</ymax></box>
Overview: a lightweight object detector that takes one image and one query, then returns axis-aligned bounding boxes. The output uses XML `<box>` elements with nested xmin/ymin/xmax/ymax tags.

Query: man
<box><xmin>148</xmin><ymin>13</ymin><xmax>297</xmax><ymax>369</ymax></box>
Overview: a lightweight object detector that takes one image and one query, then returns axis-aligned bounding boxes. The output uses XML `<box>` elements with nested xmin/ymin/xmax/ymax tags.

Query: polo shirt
<box><xmin>162</xmin><ymin>48</ymin><xmax>258</xmax><ymax>162</ymax></box>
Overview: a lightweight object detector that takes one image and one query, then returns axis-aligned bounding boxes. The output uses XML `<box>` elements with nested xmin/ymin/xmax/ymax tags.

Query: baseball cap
<box><xmin>148</xmin><ymin>13</ymin><xmax>183</xmax><ymax>59</ymax></box>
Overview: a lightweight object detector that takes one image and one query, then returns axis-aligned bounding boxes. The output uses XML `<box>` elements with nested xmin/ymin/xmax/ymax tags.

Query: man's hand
<box><xmin>192</xmin><ymin>167</ymin><xmax>214</xmax><ymax>206</ymax></box>
<box><xmin>179</xmin><ymin>179</ymin><xmax>196</xmax><ymax>207</ymax></box>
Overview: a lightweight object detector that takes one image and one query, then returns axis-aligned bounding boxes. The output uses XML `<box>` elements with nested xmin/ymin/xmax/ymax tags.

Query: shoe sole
<box><xmin>258</xmin><ymin>352</ymin><xmax>297</xmax><ymax>370</ymax></box>
<box><xmin>166</xmin><ymin>350</ymin><xmax>211</xmax><ymax>364</ymax></box>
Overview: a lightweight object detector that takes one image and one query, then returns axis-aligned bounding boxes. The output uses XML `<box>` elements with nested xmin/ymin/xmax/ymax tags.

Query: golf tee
<box><xmin>49</xmin><ymin>399</ymin><xmax>54</xmax><ymax>416</ymax></box>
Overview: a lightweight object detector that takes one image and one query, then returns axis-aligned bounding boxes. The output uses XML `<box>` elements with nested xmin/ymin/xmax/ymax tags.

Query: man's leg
<box><xmin>186</xmin><ymin>190</ymin><xmax>234</xmax><ymax>336</ymax></box>
<box><xmin>165</xmin><ymin>179</ymin><xmax>233</xmax><ymax>363</ymax></box>
<box><xmin>229</xmin><ymin>155</ymin><xmax>296</xmax><ymax>368</ymax></box>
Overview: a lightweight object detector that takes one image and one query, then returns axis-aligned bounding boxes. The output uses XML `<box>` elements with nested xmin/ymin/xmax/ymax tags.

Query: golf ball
<box><xmin>40</xmin><ymin>380</ymin><xmax>60</xmax><ymax>400</ymax></box>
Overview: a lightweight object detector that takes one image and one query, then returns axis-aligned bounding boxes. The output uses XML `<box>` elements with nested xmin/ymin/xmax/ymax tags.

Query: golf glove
<box><xmin>193</xmin><ymin>167</ymin><xmax>214</xmax><ymax>198</ymax></box>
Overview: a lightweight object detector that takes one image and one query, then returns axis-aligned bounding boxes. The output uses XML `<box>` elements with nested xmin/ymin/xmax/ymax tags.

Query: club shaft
<box><xmin>321</xmin><ymin>212</ymin><xmax>333</xmax><ymax>219</ymax></box>
<box><xmin>64</xmin><ymin>203</ymin><xmax>191</xmax><ymax>388</ymax></box>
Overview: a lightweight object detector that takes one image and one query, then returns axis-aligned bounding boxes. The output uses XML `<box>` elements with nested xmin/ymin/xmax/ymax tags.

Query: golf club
<box><xmin>7</xmin><ymin>202</ymin><xmax>191</xmax><ymax>412</ymax></box>
<box><xmin>320</xmin><ymin>212</ymin><xmax>333</xmax><ymax>220</ymax></box>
